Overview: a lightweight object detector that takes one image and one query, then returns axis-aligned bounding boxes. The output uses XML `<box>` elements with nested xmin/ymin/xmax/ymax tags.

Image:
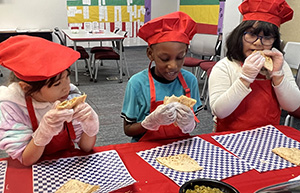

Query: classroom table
<box><xmin>2</xmin><ymin>125</ymin><xmax>300</xmax><ymax>193</ymax></box>
<box><xmin>62</xmin><ymin>29</ymin><xmax>125</xmax><ymax>85</ymax></box>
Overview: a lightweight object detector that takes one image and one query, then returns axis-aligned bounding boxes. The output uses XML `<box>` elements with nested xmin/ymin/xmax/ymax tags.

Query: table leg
<box><xmin>118</xmin><ymin>39</ymin><xmax>123</xmax><ymax>83</ymax></box>
<box><xmin>74</xmin><ymin>42</ymin><xmax>79</xmax><ymax>85</ymax></box>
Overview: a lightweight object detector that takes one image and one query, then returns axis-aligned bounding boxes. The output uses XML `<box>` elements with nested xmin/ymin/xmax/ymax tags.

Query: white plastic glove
<box><xmin>32</xmin><ymin>101</ymin><xmax>74</xmax><ymax>146</ymax></box>
<box><xmin>175</xmin><ymin>103</ymin><xmax>196</xmax><ymax>133</ymax></box>
<box><xmin>264</xmin><ymin>48</ymin><xmax>284</xmax><ymax>77</ymax></box>
<box><xmin>73</xmin><ymin>103</ymin><xmax>99</xmax><ymax>137</ymax></box>
<box><xmin>241</xmin><ymin>52</ymin><xmax>265</xmax><ymax>83</ymax></box>
<box><xmin>141</xmin><ymin>103</ymin><xmax>177</xmax><ymax>131</ymax></box>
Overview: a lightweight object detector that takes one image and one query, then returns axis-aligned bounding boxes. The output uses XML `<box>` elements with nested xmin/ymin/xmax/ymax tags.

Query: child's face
<box><xmin>31</xmin><ymin>70</ymin><xmax>71</xmax><ymax>102</ymax></box>
<box><xmin>243</xmin><ymin>27</ymin><xmax>273</xmax><ymax>58</ymax></box>
<box><xmin>147</xmin><ymin>42</ymin><xmax>187</xmax><ymax>81</ymax></box>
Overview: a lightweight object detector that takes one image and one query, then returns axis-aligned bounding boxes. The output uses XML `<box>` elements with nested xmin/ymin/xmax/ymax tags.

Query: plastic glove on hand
<box><xmin>263</xmin><ymin>48</ymin><xmax>284</xmax><ymax>77</ymax></box>
<box><xmin>141</xmin><ymin>103</ymin><xmax>177</xmax><ymax>131</ymax></box>
<box><xmin>241</xmin><ymin>52</ymin><xmax>265</xmax><ymax>83</ymax></box>
<box><xmin>32</xmin><ymin>101</ymin><xmax>74</xmax><ymax>146</ymax></box>
<box><xmin>73</xmin><ymin>103</ymin><xmax>99</xmax><ymax>137</ymax></box>
<box><xmin>175</xmin><ymin>103</ymin><xmax>195</xmax><ymax>133</ymax></box>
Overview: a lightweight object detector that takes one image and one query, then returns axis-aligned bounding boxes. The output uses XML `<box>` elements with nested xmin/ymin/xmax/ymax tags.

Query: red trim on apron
<box><xmin>139</xmin><ymin>63</ymin><xmax>197</xmax><ymax>141</ymax></box>
<box><xmin>216</xmin><ymin>75</ymin><xmax>281</xmax><ymax>132</ymax></box>
<box><xmin>25</xmin><ymin>96</ymin><xmax>75</xmax><ymax>155</ymax></box>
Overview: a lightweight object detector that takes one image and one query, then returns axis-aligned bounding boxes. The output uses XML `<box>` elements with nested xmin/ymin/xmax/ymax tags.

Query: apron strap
<box><xmin>25</xmin><ymin>96</ymin><xmax>76</xmax><ymax>140</ymax></box>
<box><xmin>65</xmin><ymin>122</ymin><xmax>76</xmax><ymax>140</ymax></box>
<box><xmin>147</xmin><ymin>63</ymin><xmax>199</xmax><ymax>123</ymax></box>
<box><xmin>25</xmin><ymin>96</ymin><xmax>39</xmax><ymax>131</ymax></box>
<box><xmin>148</xmin><ymin>62</ymin><xmax>157</xmax><ymax>112</ymax></box>
<box><xmin>177</xmin><ymin>72</ymin><xmax>191</xmax><ymax>97</ymax></box>
<box><xmin>177</xmin><ymin>71</ymin><xmax>199</xmax><ymax>122</ymax></box>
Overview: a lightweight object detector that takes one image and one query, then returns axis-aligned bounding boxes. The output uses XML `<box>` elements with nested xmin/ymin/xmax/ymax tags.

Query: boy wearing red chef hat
<box><xmin>209</xmin><ymin>0</ymin><xmax>300</xmax><ymax>132</ymax></box>
<box><xmin>121</xmin><ymin>11</ymin><xmax>202</xmax><ymax>142</ymax></box>
<box><xmin>0</xmin><ymin>35</ymin><xmax>99</xmax><ymax>166</ymax></box>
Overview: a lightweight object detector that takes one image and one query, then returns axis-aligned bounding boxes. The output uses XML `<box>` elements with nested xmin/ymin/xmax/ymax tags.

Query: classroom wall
<box><xmin>151</xmin><ymin>0</ymin><xmax>179</xmax><ymax>19</ymax></box>
<box><xmin>0</xmin><ymin>0</ymin><xmax>299</xmax><ymax>45</ymax></box>
<box><xmin>220</xmin><ymin>0</ymin><xmax>243</xmax><ymax>58</ymax></box>
<box><xmin>280</xmin><ymin>0</ymin><xmax>300</xmax><ymax>44</ymax></box>
<box><xmin>0</xmin><ymin>0</ymin><xmax>68</xmax><ymax>30</ymax></box>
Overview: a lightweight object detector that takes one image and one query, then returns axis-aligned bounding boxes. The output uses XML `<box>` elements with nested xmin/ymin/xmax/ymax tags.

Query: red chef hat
<box><xmin>0</xmin><ymin>35</ymin><xmax>80</xmax><ymax>81</ymax></box>
<box><xmin>239</xmin><ymin>0</ymin><xmax>294</xmax><ymax>27</ymax></box>
<box><xmin>138</xmin><ymin>11</ymin><xmax>197</xmax><ymax>46</ymax></box>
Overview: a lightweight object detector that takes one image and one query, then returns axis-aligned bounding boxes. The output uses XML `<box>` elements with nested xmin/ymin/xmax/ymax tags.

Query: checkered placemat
<box><xmin>137</xmin><ymin>136</ymin><xmax>251</xmax><ymax>187</ymax></box>
<box><xmin>32</xmin><ymin>150</ymin><xmax>136</xmax><ymax>193</ymax></box>
<box><xmin>0</xmin><ymin>161</ymin><xmax>7</xmax><ymax>193</ymax></box>
<box><xmin>212</xmin><ymin>125</ymin><xmax>300</xmax><ymax>172</ymax></box>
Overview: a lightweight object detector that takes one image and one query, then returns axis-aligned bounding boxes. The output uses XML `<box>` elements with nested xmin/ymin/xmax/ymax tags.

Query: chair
<box><xmin>284</xmin><ymin>63</ymin><xmax>300</xmax><ymax>127</ymax></box>
<box><xmin>184</xmin><ymin>33</ymin><xmax>222</xmax><ymax>109</ymax></box>
<box><xmin>184</xmin><ymin>33</ymin><xmax>219</xmax><ymax>80</ymax></box>
<box><xmin>283</xmin><ymin>41</ymin><xmax>300</xmax><ymax>70</ymax></box>
<box><xmin>89</xmin><ymin>28</ymin><xmax>120</xmax><ymax>68</ymax></box>
<box><xmin>91</xmin><ymin>30</ymin><xmax>130</xmax><ymax>83</ymax></box>
<box><xmin>53</xmin><ymin>27</ymin><xmax>93</xmax><ymax>83</ymax></box>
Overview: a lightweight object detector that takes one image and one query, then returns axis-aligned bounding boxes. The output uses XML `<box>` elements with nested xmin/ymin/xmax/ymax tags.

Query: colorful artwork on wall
<box><xmin>66</xmin><ymin>0</ymin><xmax>222</xmax><ymax>45</ymax></box>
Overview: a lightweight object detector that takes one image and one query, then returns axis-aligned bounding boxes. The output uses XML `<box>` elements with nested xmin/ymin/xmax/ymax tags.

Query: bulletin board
<box><xmin>66</xmin><ymin>0</ymin><xmax>221</xmax><ymax>45</ymax></box>
<box><xmin>66</xmin><ymin>0</ymin><xmax>145</xmax><ymax>39</ymax></box>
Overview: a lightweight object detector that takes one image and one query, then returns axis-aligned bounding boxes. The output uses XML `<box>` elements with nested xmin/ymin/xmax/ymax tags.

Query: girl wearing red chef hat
<box><xmin>209</xmin><ymin>0</ymin><xmax>300</xmax><ymax>132</ymax></box>
<box><xmin>121</xmin><ymin>11</ymin><xmax>202</xmax><ymax>142</ymax></box>
<box><xmin>0</xmin><ymin>35</ymin><xmax>99</xmax><ymax>166</ymax></box>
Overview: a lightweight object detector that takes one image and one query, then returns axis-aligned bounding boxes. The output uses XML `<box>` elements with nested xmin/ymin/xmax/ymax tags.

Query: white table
<box><xmin>62</xmin><ymin>29</ymin><xmax>125</xmax><ymax>84</ymax></box>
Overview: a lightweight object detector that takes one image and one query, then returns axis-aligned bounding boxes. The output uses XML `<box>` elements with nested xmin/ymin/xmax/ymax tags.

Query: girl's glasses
<box><xmin>243</xmin><ymin>31</ymin><xmax>275</xmax><ymax>46</ymax></box>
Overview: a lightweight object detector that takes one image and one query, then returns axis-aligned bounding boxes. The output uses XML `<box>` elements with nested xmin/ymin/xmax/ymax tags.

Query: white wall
<box><xmin>221</xmin><ymin>0</ymin><xmax>243</xmax><ymax>58</ymax></box>
<box><xmin>151</xmin><ymin>0</ymin><xmax>179</xmax><ymax>19</ymax></box>
<box><xmin>0</xmin><ymin>0</ymin><xmax>68</xmax><ymax>30</ymax></box>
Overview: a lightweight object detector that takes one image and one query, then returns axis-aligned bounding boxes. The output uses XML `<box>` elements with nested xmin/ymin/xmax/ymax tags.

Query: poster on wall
<box><xmin>66</xmin><ymin>0</ymin><xmax>146</xmax><ymax>40</ymax></box>
<box><xmin>179</xmin><ymin>0</ymin><xmax>220</xmax><ymax>35</ymax></box>
<box><xmin>66</xmin><ymin>0</ymin><xmax>222</xmax><ymax>45</ymax></box>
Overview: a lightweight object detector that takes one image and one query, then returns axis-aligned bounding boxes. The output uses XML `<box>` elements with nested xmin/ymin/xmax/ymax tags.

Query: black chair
<box><xmin>53</xmin><ymin>27</ymin><xmax>93</xmax><ymax>83</ymax></box>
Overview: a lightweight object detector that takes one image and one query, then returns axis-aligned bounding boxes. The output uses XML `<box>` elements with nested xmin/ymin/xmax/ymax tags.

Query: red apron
<box><xmin>139</xmin><ymin>65</ymin><xmax>198</xmax><ymax>141</ymax></box>
<box><xmin>216</xmin><ymin>75</ymin><xmax>281</xmax><ymax>132</ymax></box>
<box><xmin>25</xmin><ymin>96</ymin><xmax>76</xmax><ymax>155</ymax></box>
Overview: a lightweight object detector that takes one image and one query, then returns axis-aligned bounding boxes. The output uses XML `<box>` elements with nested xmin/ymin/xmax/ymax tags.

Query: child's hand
<box><xmin>241</xmin><ymin>52</ymin><xmax>265</xmax><ymax>83</ymax></box>
<box><xmin>263</xmin><ymin>48</ymin><xmax>284</xmax><ymax>77</ymax></box>
<box><xmin>32</xmin><ymin>101</ymin><xmax>74</xmax><ymax>146</ymax></box>
<box><xmin>73</xmin><ymin>103</ymin><xmax>99</xmax><ymax>137</ymax></box>
<box><xmin>141</xmin><ymin>103</ymin><xmax>177</xmax><ymax>131</ymax></box>
<box><xmin>175</xmin><ymin>103</ymin><xmax>195</xmax><ymax>133</ymax></box>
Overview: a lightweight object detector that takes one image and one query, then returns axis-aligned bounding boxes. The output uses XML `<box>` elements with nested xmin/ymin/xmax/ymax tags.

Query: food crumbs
<box><xmin>260</xmin><ymin>159</ymin><xmax>269</xmax><ymax>164</ymax></box>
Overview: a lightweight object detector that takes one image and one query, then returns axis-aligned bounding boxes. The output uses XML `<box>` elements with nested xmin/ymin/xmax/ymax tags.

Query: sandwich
<box><xmin>56</xmin><ymin>94</ymin><xmax>87</xmax><ymax>109</ymax></box>
<box><xmin>253</xmin><ymin>50</ymin><xmax>273</xmax><ymax>71</ymax></box>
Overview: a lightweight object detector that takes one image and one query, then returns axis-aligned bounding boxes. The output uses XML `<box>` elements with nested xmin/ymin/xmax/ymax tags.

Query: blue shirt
<box><xmin>121</xmin><ymin>68</ymin><xmax>202</xmax><ymax>123</ymax></box>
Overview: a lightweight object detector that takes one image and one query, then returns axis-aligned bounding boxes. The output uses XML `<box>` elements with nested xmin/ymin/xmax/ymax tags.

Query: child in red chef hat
<box><xmin>209</xmin><ymin>0</ymin><xmax>300</xmax><ymax>132</ymax></box>
<box><xmin>0</xmin><ymin>35</ymin><xmax>99</xmax><ymax>166</ymax></box>
<box><xmin>121</xmin><ymin>11</ymin><xmax>202</xmax><ymax>142</ymax></box>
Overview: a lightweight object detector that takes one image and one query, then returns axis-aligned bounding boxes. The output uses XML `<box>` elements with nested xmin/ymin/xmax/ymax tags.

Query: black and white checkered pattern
<box><xmin>212</xmin><ymin>125</ymin><xmax>300</xmax><ymax>172</ymax></box>
<box><xmin>137</xmin><ymin>136</ymin><xmax>251</xmax><ymax>187</ymax></box>
<box><xmin>0</xmin><ymin>161</ymin><xmax>7</xmax><ymax>193</ymax></box>
<box><xmin>32</xmin><ymin>150</ymin><xmax>136</xmax><ymax>193</ymax></box>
